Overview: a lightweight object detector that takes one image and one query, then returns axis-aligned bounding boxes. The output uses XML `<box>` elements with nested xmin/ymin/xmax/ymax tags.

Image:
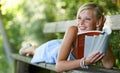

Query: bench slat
<box><xmin>105</xmin><ymin>15</ymin><xmax>120</xmax><ymax>30</ymax></box>
<box><xmin>11</xmin><ymin>54</ymin><xmax>120</xmax><ymax>73</ymax></box>
<box><xmin>11</xmin><ymin>54</ymin><xmax>46</xmax><ymax>69</ymax></box>
<box><xmin>43</xmin><ymin>20</ymin><xmax>76</xmax><ymax>33</ymax></box>
<box><xmin>43</xmin><ymin>15</ymin><xmax>120</xmax><ymax>33</ymax></box>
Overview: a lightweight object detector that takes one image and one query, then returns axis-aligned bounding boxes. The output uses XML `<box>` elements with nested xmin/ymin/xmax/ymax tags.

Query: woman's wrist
<box><xmin>80</xmin><ymin>57</ymin><xmax>88</xmax><ymax>69</ymax></box>
<box><xmin>84</xmin><ymin>57</ymin><xmax>89</xmax><ymax>66</ymax></box>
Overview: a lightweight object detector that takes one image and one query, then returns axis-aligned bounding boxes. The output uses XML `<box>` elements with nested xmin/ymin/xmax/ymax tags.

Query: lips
<box><xmin>79</xmin><ymin>26</ymin><xmax>87</xmax><ymax>30</ymax></box>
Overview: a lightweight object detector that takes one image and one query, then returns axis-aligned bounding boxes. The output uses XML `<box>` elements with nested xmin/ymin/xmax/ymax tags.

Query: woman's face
<box><xmin>77</xmin><ymin>9</ymin><xmax>97</xmax><ymax>32</ymax></box>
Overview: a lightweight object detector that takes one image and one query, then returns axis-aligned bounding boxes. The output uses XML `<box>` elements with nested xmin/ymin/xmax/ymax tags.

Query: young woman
<box><xmin>55</xmin><ymin>2</ymin><xmax>115</xmax><ymax>72</ymax></box>
<box><xmin>19</xmin><ymin>2</ymin><xmax>115</xmax><ymax>72</ymax></box>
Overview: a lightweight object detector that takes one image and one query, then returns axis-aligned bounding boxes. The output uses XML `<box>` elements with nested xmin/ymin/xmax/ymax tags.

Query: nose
<box><xmin>78</xmin><ymin>19</ymin><xmax>84</xmax><ymax>26</ymax></box>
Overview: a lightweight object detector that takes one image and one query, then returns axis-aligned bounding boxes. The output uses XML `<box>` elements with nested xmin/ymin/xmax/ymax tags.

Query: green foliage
<box><xmin>109</xmin><ymin>30</ymin><xmax>120</xmax><ymax>68</ymax></box>
<box><xmin>0</xmin><ymin>0</ymin><xmax>120</xmax><ymax>73</ymax></box>
<box><xmin>0</xmin><ymin>52</ymin><xmax>13</xmax><ymax>73</ymax></box>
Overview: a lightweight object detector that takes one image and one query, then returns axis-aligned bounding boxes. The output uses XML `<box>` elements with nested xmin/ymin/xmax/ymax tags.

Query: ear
<box><xmin>96</xmin><ymin>16</ymin><xmax>106</xmax><ymax>30</ymax></box>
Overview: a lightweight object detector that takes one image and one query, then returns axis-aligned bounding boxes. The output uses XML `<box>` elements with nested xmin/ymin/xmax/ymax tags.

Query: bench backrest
<box><xmin>43</xmin><ymin>15</ymin><xmax>120</xmax><ymax>33</ymax></box>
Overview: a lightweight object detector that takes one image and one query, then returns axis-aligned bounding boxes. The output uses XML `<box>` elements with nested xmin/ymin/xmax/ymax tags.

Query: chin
<box><xmin>80</xmin><ymin>30</ymin><xmax>87</xmax><ymax>32</ymax></box>
<box><xmin>78</xmin><ymin>27</ymin><xmax>87</xmax><ymax>32</ymax></box>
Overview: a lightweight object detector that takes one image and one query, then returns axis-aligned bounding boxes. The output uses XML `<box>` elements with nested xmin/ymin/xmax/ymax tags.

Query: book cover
<box><xmin>75</xmin><ymin>26</ymin><xmax>111</xmax><ymax>58</ymax></box>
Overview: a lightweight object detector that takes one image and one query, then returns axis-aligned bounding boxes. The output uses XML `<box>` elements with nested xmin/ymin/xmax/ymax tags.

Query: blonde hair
<box><xmin>77</xmin><ymin>2</ymin><xmax>104</xmax><ymax>19</ymax></box>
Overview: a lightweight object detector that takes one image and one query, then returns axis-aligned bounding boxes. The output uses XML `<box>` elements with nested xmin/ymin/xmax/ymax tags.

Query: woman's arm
<box><xmin>102</xmin><ymin>47</ymin><xmax>115</xmax><ymax>68</ymax></box>
<box><xmin>56</xmin><ymin>26</ymin><xmax>80</xmax><ymax>72</ymax></box>
<box><xmin>98</xmin><ymin>16</ymin><xmax>115</xmax><ymax>68</ymax></box>
<box><xmin>56</xmin><ymin>26</ymin><xmax>106</xmax><ymax>72</ymax></box>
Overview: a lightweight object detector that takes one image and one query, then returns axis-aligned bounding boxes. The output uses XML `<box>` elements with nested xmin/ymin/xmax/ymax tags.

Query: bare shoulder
<box><xmin>68</xmin><ymin>25</ymin><xmax>78</xmax><ymax>30</ymax></box>
<box><xmin>66</xmin><ymin>26</ymin><xmax>78</xmax><ymax>33</ymax></box>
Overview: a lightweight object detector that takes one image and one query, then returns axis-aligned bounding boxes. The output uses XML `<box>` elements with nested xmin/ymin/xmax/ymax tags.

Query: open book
<box><xmin>76</xmin><ymin>26</ymin><xmax>112</xmax><ymax>58</ymax></box>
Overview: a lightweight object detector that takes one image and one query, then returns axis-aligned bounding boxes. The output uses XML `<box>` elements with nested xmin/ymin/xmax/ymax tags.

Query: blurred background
<box><xmin>0</xmin><ymin>0</ymin><xmax>120</xmax><ymax>73</ymax></box>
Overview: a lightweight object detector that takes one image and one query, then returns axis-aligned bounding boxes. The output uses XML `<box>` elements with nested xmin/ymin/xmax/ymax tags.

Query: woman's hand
<box><xmin>84</xmin><ymin>52</ymin><xmax>105</xmax><ymax>65</ymax></box>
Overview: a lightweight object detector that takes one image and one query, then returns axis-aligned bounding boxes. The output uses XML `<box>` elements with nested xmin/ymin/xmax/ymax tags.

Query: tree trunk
<box><xmin>0</xmin><ymin>10</ymin><xmax>13</xmax><ymax>62</ymax></box>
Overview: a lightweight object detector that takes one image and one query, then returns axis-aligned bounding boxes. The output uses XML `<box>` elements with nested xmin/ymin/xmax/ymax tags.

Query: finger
<box><xmin>85</xmin><ymin>52</ymin><xmax>101</xmax><ymax>65</ymax></box>
<box><xmin>86</xmin><ymin>52</ymin><xmax>100</xmax><ymax>64</ymax></box>
<box><xmin>90</xmin><ymin>52</ymin><xmax>100</xmax><ymax>58</ymax></box>
<box><xmin>90</xmin><ymin>52</ymin><xmax>102</xmax><ymax>63</ymax></box>
<box><xmin>94</xmin><ymin>53</ymin><xmax>105</xmax><ymax>63</ymax></box>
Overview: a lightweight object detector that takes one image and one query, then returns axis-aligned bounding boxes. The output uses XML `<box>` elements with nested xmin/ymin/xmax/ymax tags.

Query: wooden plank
<box><xmin>11</xmin><ymin>54</ymin><xmax>46</xmax><ymax>69</ymax></box>
<box><xmin>43</xmin><ymin>15</ymin><xmax>120</xmax><ymax>33</ymax></box>
<box><xmin>45</xmin><ymin>63</ymin><xmax>55</xmax><ymax>71</ymax></box>
<box><xmin>55</xmin><ymin>20</ymin><xmax>76</xmax><ymax>32</ymax></box>
<box><xmin>15</xmin><ymin>61</ymin><xmax>29</xmax><ymax>73</ymax></box>
<box><xmin>43</xmin><ymin>20</ymin><xmax>76</xmax><ymax>33</ymax></box>
<box><xmin>11</xmin><ymin>54</ymin><xmax>31</xmax><ymax>63</ymax></box>
<box><xmin>11</xmin><ymin>54</ymin><xmax>56</xmax><ymax>71</ymax></box>
<box><xmin>66</xmin><ymin>66</ymin><xmax>120</xmax><ymax>73</ymax></box>
<box><xmin>105</xmin><ymin>15</ymin><xmax>120</xmax><ymax>30</ymax></box>
<box><xmin>11</xmin><ymin>54</ymin><xmax>120</xmax><ymax>73</ymax></box>
<box><xmin>43</xmin><ymin>22</ymin><xmax>57</xmax><ymax>33</ymax></box>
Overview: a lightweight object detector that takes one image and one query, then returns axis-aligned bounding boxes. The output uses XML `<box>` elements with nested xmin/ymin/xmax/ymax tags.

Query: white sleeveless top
<box><xmin>31</xmin><ymin>39</ymin><xmax>75</xmax><ymax>64</ymax></box>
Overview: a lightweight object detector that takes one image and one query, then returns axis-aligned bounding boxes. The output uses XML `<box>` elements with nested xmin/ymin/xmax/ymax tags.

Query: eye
<box><xmin>78</xmin><ymin>17</ymin><xmax>81</xmax><ymax>20</ymax></box>
<box><xmin>85</xmin><ymin>18</ymin><xmax>91</xmax><ymax>21</ymax></box>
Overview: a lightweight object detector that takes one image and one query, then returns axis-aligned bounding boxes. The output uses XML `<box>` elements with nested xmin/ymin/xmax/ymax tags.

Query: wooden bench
<box><xmin>11</xmin><ymin>15</ymin><xmax>120</xmax><ymax>73</ymax></box>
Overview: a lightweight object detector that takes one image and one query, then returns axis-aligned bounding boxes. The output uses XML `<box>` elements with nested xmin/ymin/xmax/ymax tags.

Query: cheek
<box><xmin>86</xmin><ymin>22</ymin><xmax>97</xmax><ymax>30</ymax></box>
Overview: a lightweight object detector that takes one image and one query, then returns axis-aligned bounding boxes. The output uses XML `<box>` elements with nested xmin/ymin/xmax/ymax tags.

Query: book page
<box><xmin>77</xmin><ymin>26</ymin><xmax>111</xmax><ymax>58</ymax></box>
